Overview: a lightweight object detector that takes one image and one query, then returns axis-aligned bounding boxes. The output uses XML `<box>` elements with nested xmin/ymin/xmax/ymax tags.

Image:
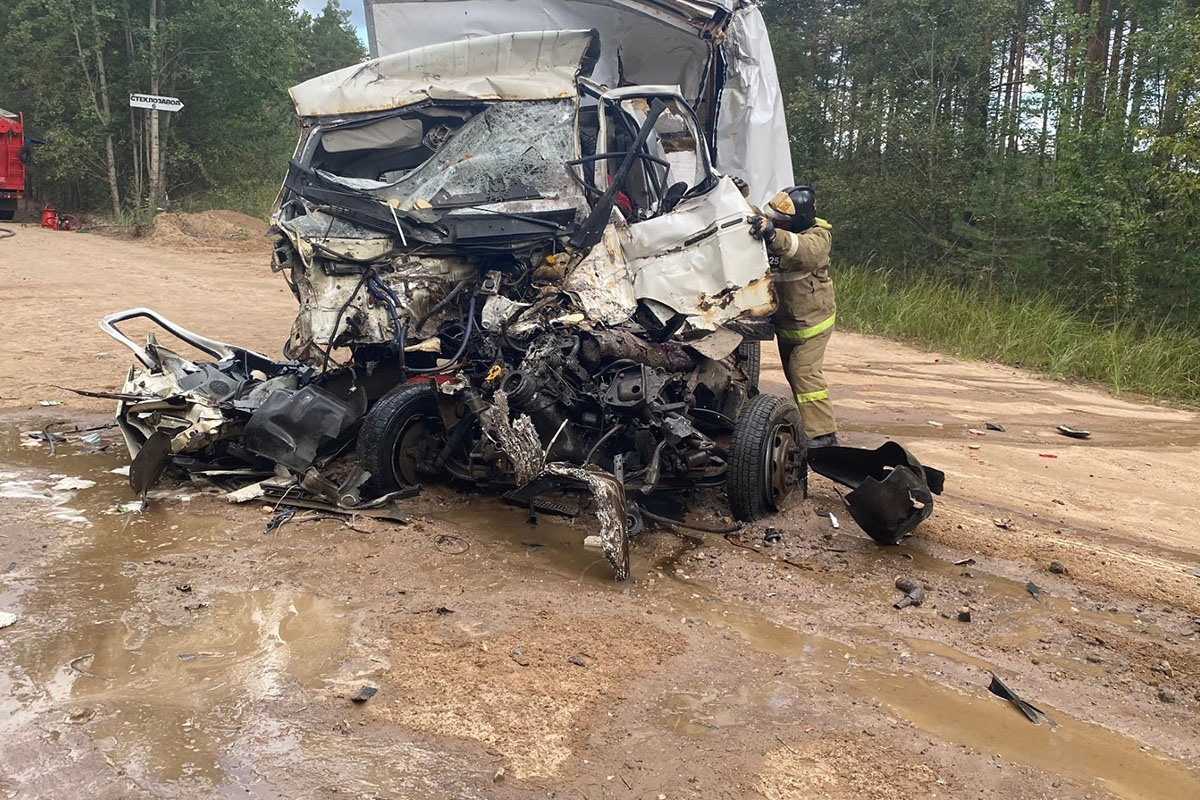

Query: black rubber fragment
<box><xmin>988</xmin><ymin>673</ymin><xmax>1055</xmax><ymax>726</ymax></box>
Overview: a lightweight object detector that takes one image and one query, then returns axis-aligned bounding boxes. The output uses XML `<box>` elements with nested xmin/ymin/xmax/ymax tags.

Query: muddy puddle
<box><xmin>655</xmin><ymin>574</ymin><xmax>1200</xmax><ymax>800</ymax></box>
<box><xmin>422</xmin><ymin>500</ymin><xmax>1200</xmax><ymax>799</ymax></box>
<box><xmin>3</xmin><ymin>418</ymin><xmax>1199</xmax><ymax>798</ymax></box>
<box><xmin>0</xmin><ymin>424</ymin><xmax>361</xmax><ymax>792</ymax></box>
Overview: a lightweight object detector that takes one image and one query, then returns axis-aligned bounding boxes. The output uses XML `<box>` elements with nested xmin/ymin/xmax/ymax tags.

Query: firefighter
<box><xmin>747</xmin><ymin>185</ymin><xmax>838</xmax><ymax>448</ymax></box>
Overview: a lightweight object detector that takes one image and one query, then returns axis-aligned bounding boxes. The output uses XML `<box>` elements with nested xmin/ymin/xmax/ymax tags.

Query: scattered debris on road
<box><xmin>0</xmin><ymin>610</ymin><xmax>17</xmax><ymax>629</ymax></box>
<box><xmin>350</xmin><ymin>685</ymin><xmax>378</xmax><ymax>703</ymax></box>
<box><xmin>893</xmin><ymin>576</ymin><xmax>925</xmax><ymax>609</ymax></box>
<box><xmin>809</xmin><ymin>443</ymin><xmax>944</xmax><ymax>544</ymax></box>
<box><xmin>1049</xmin><ymin>560</ymin><xmax>1066</xmax><ymax>574</ymax></box>
<box><xmin>1026</xmin><ymin>581</ymin><xmax>1042</xmax><ymax>600</ymax></box>
<box><xmin>988</xmin><ymin>673</ymin><xmax>1055</xmax><ymax>726</ymax></box>
<box><xmin>815</xmin><ymin>510</ymin><xmax>840</xmax><ymax>530</ymax></box>
<box><xmin>1056</xmin><ymin>425</ymin><xmax>1091</xmax><ymax>440</ymax></box>
<box><xmin>985</xmin><ymin>422</ymin><xmax>1005</xmax><ymax>432</ymax></box>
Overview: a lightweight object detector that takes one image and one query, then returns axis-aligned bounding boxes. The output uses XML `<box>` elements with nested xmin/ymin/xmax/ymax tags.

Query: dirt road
<box><xmin>2</xmin><ymin>222</ymin><xmax>1199</xmax><ymax>799</ymax></box>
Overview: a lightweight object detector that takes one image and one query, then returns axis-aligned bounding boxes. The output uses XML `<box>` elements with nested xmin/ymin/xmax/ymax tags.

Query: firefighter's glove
<box><xmin>731</xmin><ymin>174</ymin><xmax>750</xmax><ymax>197</ymax></box>
<box><xmin>748</xmin><ymin>214</ymin><xmax>776</xmax><ymax>245</ymax></box>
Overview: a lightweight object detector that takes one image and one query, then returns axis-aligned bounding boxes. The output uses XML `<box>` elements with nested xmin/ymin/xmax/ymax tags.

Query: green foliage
<box><xmin>763</xmin><ymin>0</ymin><xmax>1200</xmax><ymax>329</ymax></box>
<box><xmin>838</xmin><ymin>266</ymin><xmax>1200</xmax><ymax>402</ymax></box>
<box><xmin>0</xmin><ymin>0</ymin><xmax>365</xmax><ymax>217</ymax></box>
<box><xmin>296</xmin><ymin>0</ymin><xmax>368</xmax><ymax>82</ymax></box>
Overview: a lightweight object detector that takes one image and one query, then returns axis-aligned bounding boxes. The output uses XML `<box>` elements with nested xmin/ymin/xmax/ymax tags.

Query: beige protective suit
<box><xmin>766</xmin><ymin>222</ymin><xmax>837</xmax><ymax>438</ymax></box>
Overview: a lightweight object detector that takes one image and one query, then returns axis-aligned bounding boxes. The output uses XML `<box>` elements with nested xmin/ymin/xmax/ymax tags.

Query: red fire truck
<box><xmin>0</xmin><ymin>107</ymin><xmax>29</xmax><ymax>221</ymax></box>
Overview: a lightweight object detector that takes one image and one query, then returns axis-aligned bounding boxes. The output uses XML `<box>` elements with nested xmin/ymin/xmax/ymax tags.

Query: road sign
<box><xmin>130</xmin><ymin>93</ymin><xmax>184</xmax><ymax>112</ymax></box>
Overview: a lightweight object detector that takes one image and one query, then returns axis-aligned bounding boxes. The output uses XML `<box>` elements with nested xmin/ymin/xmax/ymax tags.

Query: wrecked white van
<box><xmin>98</xmin><ymin>3</ymin><xmax>815</xmax><ymax>580</ymax></box>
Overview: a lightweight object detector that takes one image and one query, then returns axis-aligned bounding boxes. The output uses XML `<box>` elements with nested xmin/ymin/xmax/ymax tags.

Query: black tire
<box><xmin>735</xmin><ymin>340</ymin><xmax>761</xmax><ymax>393</ymax></box>
<box><xmin>356</xmin><ymin>381</ymin><xmax>444</xmax><ymax>494</ymax></box>
<box><xmin>626</xmin><ymin>505</ymin><xmax>644</xmax><ymax>538</ymax></box>
<box><xmin>727</xmin><ymin>393</ymin><xmax>805</xmax><ymax>521</ymax></box>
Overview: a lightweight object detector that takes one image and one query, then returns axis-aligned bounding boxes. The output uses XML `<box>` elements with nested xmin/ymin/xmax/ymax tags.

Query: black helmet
<box><xmin>765</xmin><ymin>185</ymin><xmax>817</xmax><ymax>231</ymax></box>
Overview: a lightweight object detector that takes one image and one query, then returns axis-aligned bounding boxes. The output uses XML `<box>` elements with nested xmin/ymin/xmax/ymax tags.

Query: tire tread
<box><xmin>727</xmin><ymin>393</ymin><xmax>803</xmax><ymax>521</ymax></box>
<box><xmin>356</xmin><ymin>381</ymin><xmax>438</xmax><ymax>493</ymax></box>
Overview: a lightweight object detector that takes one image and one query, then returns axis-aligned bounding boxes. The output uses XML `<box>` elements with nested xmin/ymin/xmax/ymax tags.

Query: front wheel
<box><xmin>726</xmin><ymin>393</ymin><xmax>805</xmax><ymax>521</ymax></box>
<box><xmin>356</xmin><ymin>381</ymin><xmax>445</xmax><ymax>494</ymax></box>
<box><xmin>735</xmin><ymin>340</ymin><xmax>761</xmax><ymax>394</ymax></box>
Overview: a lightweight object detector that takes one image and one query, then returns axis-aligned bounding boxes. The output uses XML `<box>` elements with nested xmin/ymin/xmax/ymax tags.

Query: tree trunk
<box><xmin>1118</xmin><ymin>15</ymin><xmax>1138</xmax><ymax>125</ymax></box>
<box><xmin>89</xmin><ymin>0</ymin><xmax>121</xmax><ymax>215</ymax></box>
<box><xmin>158</xmin><ymin>107</ymin><xmax>170</xmax><ymax>207</ymax></box>
<box><xmin>148</xmin><ymin>0</ymin><xmax>161</xmax><ymax>212</ymax></box>
<box><xmin>1038</xmin><ymin>5</ymin><xmax>1059</xmax><ymax>184</ymax></box>
<box><xmin>1106</xmin><ymin>5</ymin><xmax>1126</xmax><ymax>112</ymax></box>
<box><xmin>1083</xmin><ymin>0</ymin><xmax>1111</xmax><ymax>117</ymax></box>
<box><xmin>123</xmin><ymin>4</ymin><xmax>143</xmax><ymax>207</ymax></box>
<box><xmin>69</xmin><ymin>1</ymin><xmax>122</xmax><ymax>216</ymax></box>
<box><xmin>965</xmin><ymin>31</ymin><xmax>991</xmax><ymax>169</ymax></box>
<box><xmin>999</xmin><ymin>32</ymin><xmax>1017</xmax><ymax>153</ymax></box>
<box><xmin>1007</xmin><ymin>19</ymin><xmax>1026</xmax><ymax>158</ymax></box>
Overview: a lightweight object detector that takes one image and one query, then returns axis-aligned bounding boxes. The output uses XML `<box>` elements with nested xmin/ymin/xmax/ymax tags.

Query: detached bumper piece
<box><xmin>808</xmin><ymin>442</ymin><xmax>945</xmax><ymax>544</ymax></box>
<box><xmin>77</xmin><ymin>308</ymin><xmax>389</xmax><ymax>517</ymax></box>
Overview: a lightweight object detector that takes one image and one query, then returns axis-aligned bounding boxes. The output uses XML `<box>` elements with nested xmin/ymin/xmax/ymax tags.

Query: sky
<box><xmin>296</xmin><ymin>0</ymin><xmax>369</xmax><ymax>47</ymax></box>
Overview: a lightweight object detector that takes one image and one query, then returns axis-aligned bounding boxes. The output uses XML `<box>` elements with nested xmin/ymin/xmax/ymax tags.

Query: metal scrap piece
<box><xmin>544</xmin><ymin>463</ymin><xmax>630</xmax><ymax>581</ymax></box>
<box><xmin>988</xmin><ymin>673</ymin><xmax>1056</xmax><ymax>726</ymax></box>
<box><xmin>479</xmin><ymin>391</ymin><xmax>544</xmax><ymax>485</ymax></box>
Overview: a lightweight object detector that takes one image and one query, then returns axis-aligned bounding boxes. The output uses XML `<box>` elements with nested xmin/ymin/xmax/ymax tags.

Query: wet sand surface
<box><xmin>2</xmin><ymin>225</ymin><xmax>1199</xmax><ymax>799</ymax></box>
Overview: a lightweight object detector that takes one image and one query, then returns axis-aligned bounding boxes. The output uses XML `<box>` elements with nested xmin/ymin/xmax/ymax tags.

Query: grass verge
<box><xmin>836</xmin><ymin>266</ymin><xmax>1200</xmax><ymax>404</ymax></box>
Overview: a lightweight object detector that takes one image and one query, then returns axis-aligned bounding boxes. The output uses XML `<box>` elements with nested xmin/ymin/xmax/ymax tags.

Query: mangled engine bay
<box><xmin>93</xmin><ymin>26</ymin><xmax>942</xmax><ymax>580</ymax></box>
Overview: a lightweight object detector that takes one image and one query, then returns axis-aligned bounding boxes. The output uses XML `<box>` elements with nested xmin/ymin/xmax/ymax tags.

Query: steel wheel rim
<box><xmin>392</xmin><ymin>415</ymin><xmax>435</xmax><ymax>487</ymax></box>
<box><xmin>765</xmin><ymin>420</ymin><xmax>799</xmax><ymax>509</ymax></box>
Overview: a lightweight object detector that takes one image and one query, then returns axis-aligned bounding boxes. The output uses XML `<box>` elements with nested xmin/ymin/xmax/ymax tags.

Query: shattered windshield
<box><xmin>314</xmin><ymin>100</ymin><xmax>579</xmax><ymax>212</ymax></box>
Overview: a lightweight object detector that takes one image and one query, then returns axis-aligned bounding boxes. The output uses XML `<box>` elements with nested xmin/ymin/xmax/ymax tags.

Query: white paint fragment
<box><xmin>226</xmin><ymin>482</ymin><xmax>266</xmax><ymax>504</ymax></box>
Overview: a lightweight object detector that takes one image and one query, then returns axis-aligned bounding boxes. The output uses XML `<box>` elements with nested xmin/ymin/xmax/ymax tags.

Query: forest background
<box><xmin>2</xmin><ymin>0</ymin><xmax>1197</xmax><ymax>398</ymax></box>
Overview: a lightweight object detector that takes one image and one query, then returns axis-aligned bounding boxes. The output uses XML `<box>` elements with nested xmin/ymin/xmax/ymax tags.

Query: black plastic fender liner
<box><xmin>243</xmin><ymin>384</ymin><xmax>367</xmax><ymax>473</ymax></box>
<box><xmin>807</xmin><ymin>442</ymin><xmax>945</xmax><ymax>545</ymax></box>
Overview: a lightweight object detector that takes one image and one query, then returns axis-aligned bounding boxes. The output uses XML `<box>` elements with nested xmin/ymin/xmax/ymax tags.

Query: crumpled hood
<box><xmin>289</xmin><ymin>29</ymin><xmax>599</xmax><ymax>119</ymax></box>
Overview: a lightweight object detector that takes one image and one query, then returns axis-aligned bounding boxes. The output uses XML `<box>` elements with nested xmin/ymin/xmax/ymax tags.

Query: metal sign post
<box><xmin>129</xmin><ymin>93</ymin><xmax>184</xmax><ymax>112</ymax></box>
<box><xmin>130</xmin><ymin>94</ymin><xmax>182</xmax><ymax>210</ymax></box>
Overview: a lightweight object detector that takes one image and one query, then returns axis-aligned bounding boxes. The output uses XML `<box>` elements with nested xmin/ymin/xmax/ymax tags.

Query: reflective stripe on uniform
<box><xmin>795</xmin><ymin>389</ymin><xmax>830</xmax><ymax>404</ymax></box>
<box><xmin>777</xmin><ymin>313</ymin><xmax>836</xmax><ymax>341</ymax></box>
<box><xmin>783</xmin><ymin>232</ymin><xmax>801</xmax><ymax>258</ymax></box>
<box><xmin>772</xmin><ymin>269</ymin><xmax>812</xmax><ymax>283</ymax></box>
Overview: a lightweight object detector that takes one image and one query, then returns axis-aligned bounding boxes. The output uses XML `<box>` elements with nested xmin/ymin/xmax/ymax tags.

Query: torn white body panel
<box><xmin>623</xmin><ymin>176</ymin><xmax>774</xmax><ymax>330</ymax></box>
<box><xmin>364</xmin><ymin>0</ymin><xmax>793</xmax><ymax>203</ymax></box>
<box><xmin>562</xmin><ymin>223</ymin><xmax>637</xmax><ymax>326</ymax></box>
<box><xmin>716</xmin><ymin>5</ymin><xmax>795</xmax><ymax>205</ymax></box>
<box><xmin>289</xmin><ymin>30</ymin><xmax>597</xmax><ymax>118</ymax></box>
<box><xmin>365</xmin><ymin>1</ymin><xmax>720</xmax><ymax>101</ymax></box>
